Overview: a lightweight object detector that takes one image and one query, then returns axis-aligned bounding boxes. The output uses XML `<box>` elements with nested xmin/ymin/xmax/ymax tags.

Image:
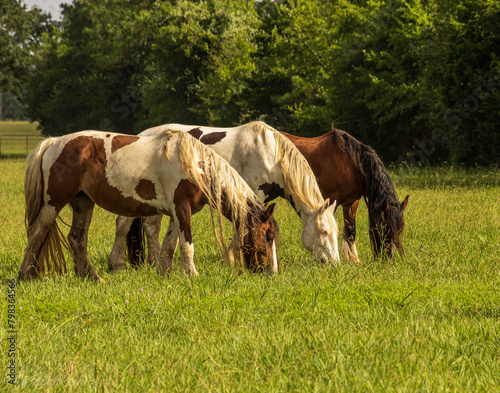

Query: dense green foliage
<box><xmin>4</xmin><ymin>0</ymin><xmax>500</xmax><ymax>164</ymax></box>
<box><xmin>0</xmin><ymin>0</ymin><xmax>51</xmax><ymax>95</ymax></box>
<box><xmin>1</xmin><ymin>160</ymin><xmax>499</xmax><ymax>390</ymax></box>
<box><xmin>0</xmin><ymin>91</ymin><xmax>27</xmax><ymax>120</ymax></box>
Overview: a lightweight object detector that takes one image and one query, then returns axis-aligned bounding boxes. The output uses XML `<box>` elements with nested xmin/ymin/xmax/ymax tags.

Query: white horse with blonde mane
<box><xmin>109</xmin><ymin>121</ymin><xmax>339</xmax><ymax>270</ymax></box>
<box><xmin>18</xmin><ymin>130</ymin><xmax>279</xmax><ymax>282</ymax></box>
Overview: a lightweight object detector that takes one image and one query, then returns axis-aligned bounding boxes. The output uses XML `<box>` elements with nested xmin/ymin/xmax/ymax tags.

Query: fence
<box><xmin>0</xmin><ymin>135</ymin><xmax>44</xmax><ymax>157</ymax></box>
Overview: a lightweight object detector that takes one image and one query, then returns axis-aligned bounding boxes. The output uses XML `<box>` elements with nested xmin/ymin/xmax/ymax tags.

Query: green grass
<box><xmin>1</xmin><ymin>160</ymin><xmax>499</xmax><ymax>392</ymax></box>
<box><xmin>0</xmin><ymin>121</ymin><xmax>42</xmax><ymax>157</ymax></box>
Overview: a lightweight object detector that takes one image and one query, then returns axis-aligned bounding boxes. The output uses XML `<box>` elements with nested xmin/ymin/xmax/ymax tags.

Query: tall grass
<box><xmin>1</xmin><ymin>159</ymin><xmax>499</xmax><ymax>392</ymax></box>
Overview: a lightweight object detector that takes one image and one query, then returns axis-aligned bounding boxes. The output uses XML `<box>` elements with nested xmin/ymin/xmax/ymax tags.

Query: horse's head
<box><xmin>369</xmin><ymin>195</ymin><xmax>409</xmax><ymax>259</ymax></box>
<box><xmin>242</xmin><ymin>203</ymin><xmax>280</xmax><ymax>274</ymax></box>
<box><xmin>301</xmin><ymin>199</ymin><xmax>340</xmax><ymax>264</ymax></box>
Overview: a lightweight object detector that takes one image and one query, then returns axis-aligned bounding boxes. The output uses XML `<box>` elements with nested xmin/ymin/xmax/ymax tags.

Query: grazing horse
<box><xmin>109</xmin><ymin>121</ymin><xmax>339</xmax><ymax>270</ymax></box>
<box><xmin>281</xmin><ymin>127</ymin><xmax>409</xmax><ymax>261</ymax></box>
<box><xmin>18</xmin><ymin>130</ymin><xmax>279</xmax><ymax>282</ymax></box>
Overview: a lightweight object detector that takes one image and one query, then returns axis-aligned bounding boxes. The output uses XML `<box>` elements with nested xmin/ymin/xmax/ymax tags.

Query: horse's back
<box><xmin>281</xmin><ymin>131</ymin><xmax>363</xmax><ymax>206</ymax></box>
<box><xmin>36</xmin><ymin>131</ymin><xmax>178</xmax><ymax>216</ymax></box>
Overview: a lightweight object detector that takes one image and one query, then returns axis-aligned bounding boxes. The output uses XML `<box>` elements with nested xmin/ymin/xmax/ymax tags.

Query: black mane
<box><xmin>332</xmin><ymin>128</ymin><xmax>405</xmax><ymax>255</ymax></box>
<box><xmin>332</xmin><ymin>128</ymin><xmax>399</xmax><ymax>210</ymax></box>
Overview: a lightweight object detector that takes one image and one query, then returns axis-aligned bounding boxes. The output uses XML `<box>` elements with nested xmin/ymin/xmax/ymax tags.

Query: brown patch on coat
<box><xmin>111</xmin><ymin>135</ymin><xmax>139</xmax><ymax>153</ymax></box>
<box><xmin>47</xmin><ymin>136</ymin><xmax>159</xmax><ymax>217</ymax></box>
<box><xmin>258</xmin><ymin>182</ymin><xmax>285</xmax><ymax>203</ymax></box>
<box><xmin>188</xmin><ymin>128</ymin><xmax>203</xmax><ymax>140</ymax></box>
<box><xmin>200</xmin><ymin>132</ymin><xmax>226</xmax><ymax>145</ymax></box>
<box><xmin>135</xmin><ymin>179</ymin><xmax>157</xmax><ymax>200</ymax></box>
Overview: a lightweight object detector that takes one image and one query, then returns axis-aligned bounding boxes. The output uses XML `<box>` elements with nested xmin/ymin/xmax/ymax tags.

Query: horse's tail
<box><xmin>25</xmin><ymin>138</ymin><xmax>54</xmax><ymax>228</ymax></box>
<box><xmin>126</xmin><ymin>218</ymin><xmax>146</xmax><ymax>266</ymax></box>
<box><xmin>23</xmin><ymin>138</ymin><xmax>69</xmax><ymax>276</ymax></box>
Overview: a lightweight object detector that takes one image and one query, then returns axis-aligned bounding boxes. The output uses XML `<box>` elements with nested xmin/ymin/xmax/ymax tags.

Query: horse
<box><xmin>108</xmin><ymin>121</ymin><xmax>339</xmax><ymax>270</ymax></box>
<box><xmin>281</xmin><ymin>127</ymin><xmax>409</xmax><ymax>261</ymax></box>
<box><xmin>18</xmin><ymin>129</ymin><xmax>280</xmax><ymax>282</ymax></box>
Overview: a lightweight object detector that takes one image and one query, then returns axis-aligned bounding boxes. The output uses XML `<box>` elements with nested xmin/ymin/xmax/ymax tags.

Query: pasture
<box><xmin>0</xmin><ymin>121</ymin><xmax>42</xmax><ymax>157</ymax></box>
<box><xmin>1</xmin><ymin>158</ymin><xmax>499</xmax><ymax>391</ymax></box>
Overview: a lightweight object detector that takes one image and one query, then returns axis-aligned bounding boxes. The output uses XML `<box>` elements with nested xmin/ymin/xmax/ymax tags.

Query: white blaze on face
<box><xmin>314</xmin><ymin>203</ymin><xmax>340</xmax><ymax>264</ymax></box>
<box><xmin>330</xmin><ymin>237</ymin><xmax>340</xmax><ymax>265</ymax></box>
<box><xmin>272</xmin><ymin>240</ymin><xmax>278</xmax><ymax>273</ymax></box>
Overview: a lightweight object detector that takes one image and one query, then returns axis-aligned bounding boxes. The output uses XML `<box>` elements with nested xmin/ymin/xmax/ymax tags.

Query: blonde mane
<box><xmin>164</xmin><ymin>130</ymin><xmax>263</xmax><ymax>256</ymax></box>
<box><xmin>245</xmin><ymin>121</ymin><xmax>326</xmax><ymax>210</ymax></box>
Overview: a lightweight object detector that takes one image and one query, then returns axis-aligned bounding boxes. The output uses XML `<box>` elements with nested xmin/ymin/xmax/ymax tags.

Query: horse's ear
<box><xmin>320</xmin><ymin>198</ymin><xmax>330</xmax><ymax>214</ymax></box>
<box><xmin>328</xmin><ymin>199</ymin><xmax>337</xmax><ymax>213</ymax></box>
<box><xmin>383</xmin><ymin>200</ymin><xmax>390</xmax><ymax>213</ymax></box>
<box><xmin>400</xmin><ymin>195</ymin><xmax>409</xmax><ymax>212</ymax></box>
<box><xmin>265</xmin><ymin>203</ymin><xmax>276</xmax><ymax>218</ymax></box>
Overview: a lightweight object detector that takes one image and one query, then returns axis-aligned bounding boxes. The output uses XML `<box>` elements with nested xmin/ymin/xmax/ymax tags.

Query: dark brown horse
<box><xmin>281</xmin><ymin>127</ymin><xmax>409</xmax><ymax>261</ymax></box>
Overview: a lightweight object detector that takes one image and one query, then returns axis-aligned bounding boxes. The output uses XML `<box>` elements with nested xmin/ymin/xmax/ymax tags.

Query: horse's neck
<box><xmin>286</xmin><ymin>194</ymin><xmax>315</xmax><ymax>221</ymax></box>
<box><xmin>215</xmin><ymin>187</ymin><xmax>253</xmax><ymax>223</ymax></box>
<box><xmin>220</xmin><ymin>195</ymin><xmax>260</xmax><ymax>237</ymax></box>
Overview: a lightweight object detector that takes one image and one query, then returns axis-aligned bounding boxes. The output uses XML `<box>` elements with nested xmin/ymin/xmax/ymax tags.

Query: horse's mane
<box><xmin>246</xmin><ymin>121</ymin><xmax>326</xmax><ymax>211</ymax></box>
<box><xmin>332</xmin><ymin>128</ymin><xmax>399</xmax><ymax>209</ymax></box>
<box><xmin>164</xmin><ymin>130</ymin><xmax>263</xmax><ymax>250</ymax></box>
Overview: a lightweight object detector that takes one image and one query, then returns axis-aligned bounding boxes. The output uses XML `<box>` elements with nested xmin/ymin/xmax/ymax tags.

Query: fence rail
<box><xmin>0</xmin><ymin>135</ymin><xmax>44</xmax><ymax>157</ymax></box>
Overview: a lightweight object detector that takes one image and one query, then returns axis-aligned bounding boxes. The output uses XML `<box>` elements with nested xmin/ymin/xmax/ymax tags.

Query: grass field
<box><xmin>1</xmin><ymin>159</ymin><xmax>499</xmax><ymax>392</ymax></box>
<box><xmin>0</xmin><ymin>121</ymin><xmax>42</xmax><ymax>157</ymax></box>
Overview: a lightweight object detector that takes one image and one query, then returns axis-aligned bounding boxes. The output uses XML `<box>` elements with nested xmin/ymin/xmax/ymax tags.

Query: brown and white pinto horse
<box><xmin>282</xmin><ymin>127</ymin><xmax>409</xmax><ymax>261</ymax></box>
<box><xmin>18</xmin><ymin>130</ymin><xmax>279</xmax><ymax>282</ymax></box>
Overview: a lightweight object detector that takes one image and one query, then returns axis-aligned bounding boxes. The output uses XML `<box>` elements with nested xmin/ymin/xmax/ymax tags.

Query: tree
<box><xmin>429</xmin><ymin>0</ymin><xmax>500</xmax><ymax>165</ymax></box>
<box><xmin>1</xmin><ymin>90</ymin><xmax>27</xmax><ymax>120</ymax></box>
<box><xmin>26</xmin><ymin>0</ymin><xmax>154</xmax><ymax>135</ymax></box>
<box><xmin>26</xmin><ymin>0</ymin><xmax>260</xmax><ymax>135</ymax></box>
<box><xmin>135</xmin><ymin>0</ymin><xmax>260</xmax><ymax>129</ymax></box>
<box><xmin>0</xmin><ymin>0</ymin><xmax>52</xmax><ymax>107</ymax></box>
<box><xmin>21</xmin><ymin>0</ymin><xmax>500</xmax><ymax>164</ymax></box>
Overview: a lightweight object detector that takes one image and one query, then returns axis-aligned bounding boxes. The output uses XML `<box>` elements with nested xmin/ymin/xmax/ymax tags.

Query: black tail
<box><xmin>126</xmin><ymin>218</ymin><xmax>146</xmax><ymax>266</ymax></box>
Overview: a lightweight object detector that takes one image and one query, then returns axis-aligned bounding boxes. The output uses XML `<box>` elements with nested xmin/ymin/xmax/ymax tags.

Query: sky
<box><xmin>22</xmin><ymin>0</ymin><xmax>70</xmax><ymax>20</ymax></box>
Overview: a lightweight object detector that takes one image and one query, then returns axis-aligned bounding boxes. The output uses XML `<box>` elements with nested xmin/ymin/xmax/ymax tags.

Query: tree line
<box><xmin>2</xmin><ymin>0</ymin><xmax>499</xmax><ymax>165</ymax></box>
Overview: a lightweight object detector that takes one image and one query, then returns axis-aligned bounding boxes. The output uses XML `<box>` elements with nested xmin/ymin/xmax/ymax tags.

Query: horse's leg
<box><xmin>342</xmin><ymin>200</ymin><xmax>361</xmax><ymax>263</ymax></box>
<box><xmin>157</xmin><ymin>219</ymin><xmax>179</xmax><ymax>276</ymax></box>
<box><xmin>179</xmin><ymin>229</ymin><xmax>197</xmax><ymax>276</ymax></box>
<box><xmin>108</xmin><ymin>216</ymin><xmax>134</xmax><ymax>271</ymax></box>
<box><xmin>68</xmin><ymin>194</ymin><xmax>104</xmax><ymax>282</ymax></box>
<box><xmin>226</xmin><ymin>236</ymin><xmax>245</xmax><ymax>273</ymax></box>
<box><xmin>18</xmin><ymin>206</ymin><xmax>59</xmax><ymax>280</ymax></box>
<box><xmin>227</xmin><ymin>238</ymin><xmax>236</xmax><ymax>263</ymax></box>
<box><xmin>142</xmin><ymin>215</ymin><xmax>163</xmax><ymax>265</ymax></box>
<box><xmin>175</xmin><ymin>206</ymin><xmax>198</xmax><ymax>276</ymax></box>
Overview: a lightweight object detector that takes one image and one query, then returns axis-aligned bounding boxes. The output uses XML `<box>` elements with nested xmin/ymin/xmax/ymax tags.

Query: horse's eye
<box><xmin>266</xmin><ymin>234</ymin><xmax>274</xmax><ymax>242</ymax></box>
<box><xmin>319</xmin><ymin>229</ymin><xmax>329</xmax><ymax>236</ymax></box>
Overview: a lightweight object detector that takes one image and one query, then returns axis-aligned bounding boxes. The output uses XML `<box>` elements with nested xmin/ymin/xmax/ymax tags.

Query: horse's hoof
<box><xmin>108</xmin><ymin>263</ymin><xmax>127</xmax><ymax>272</ymax></box>
<box><xmin>17</xmin><ymin>266</ymin><xmax>38</xmax><ymax>281</ymax></box>
<box><xmin>156</xmin><ymin>267</ymin><xmax>171</xmax><ymax>276</ymax></box>
<box><xmin>89</xmin><ymin>274</ymin><xmax>105</xmax><ymax>284</ymax></box>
